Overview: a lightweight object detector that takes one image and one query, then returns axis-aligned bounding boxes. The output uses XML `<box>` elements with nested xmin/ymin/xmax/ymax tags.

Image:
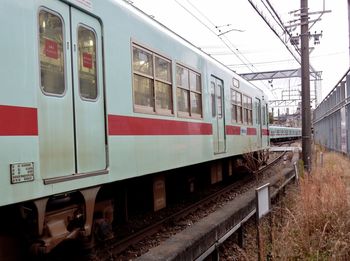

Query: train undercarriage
<box><xmin>0</xmin><ymin>150</ymin><xmax>268</xmax><ymax>260</ymax></box>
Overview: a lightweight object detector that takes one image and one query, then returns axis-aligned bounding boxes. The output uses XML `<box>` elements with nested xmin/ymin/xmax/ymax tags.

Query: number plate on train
<box><xmin>10</xmin><ymin>162</ymin><xmax>34</xmax><ymax>184</ymax></box>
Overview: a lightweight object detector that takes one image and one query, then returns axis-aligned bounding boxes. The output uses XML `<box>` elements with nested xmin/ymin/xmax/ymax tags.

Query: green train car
<box><xmin>0</xmin><ymin>0</ymin><xmax>270</xmax><ymax>254</ymax></box>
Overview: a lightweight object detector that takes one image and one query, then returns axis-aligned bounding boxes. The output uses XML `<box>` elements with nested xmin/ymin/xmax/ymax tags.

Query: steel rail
<box><xmin>96</xmin><ymin>151</ymin><xmax>287</xmax><ymax>259</ymax></box>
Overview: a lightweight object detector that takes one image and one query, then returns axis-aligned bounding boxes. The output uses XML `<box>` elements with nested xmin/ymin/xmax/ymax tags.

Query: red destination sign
<box><xmin>83</xmin><ymin>52</ymin><xmax>93</xmax><ymax>69</ymax></box>
<box><xmin>44</xmin><ymin>39</ymin><xmax>59</xmax><ymax>59</ymax></box>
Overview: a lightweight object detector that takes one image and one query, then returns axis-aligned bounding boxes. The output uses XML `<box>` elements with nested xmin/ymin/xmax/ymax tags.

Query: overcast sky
<box><xmin>129</xmin><ymin>0</ymin><xmax>349</xmax><ymax>111</ymax></box>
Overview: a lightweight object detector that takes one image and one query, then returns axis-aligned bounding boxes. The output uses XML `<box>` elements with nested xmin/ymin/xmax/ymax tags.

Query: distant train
<box><xmin>314</xmin><ymin>68</ymin><xmax>350</xmax><ymax>153</ymax></box>
<box><xmin>269</xmin><ymin>125</ymin><xmax>301</xmax><ymax>142</ymax></box>
<box><xmin>0</xmin><ymin>0</ymin><xmax>271</xmax><ymax>255</ymax></box>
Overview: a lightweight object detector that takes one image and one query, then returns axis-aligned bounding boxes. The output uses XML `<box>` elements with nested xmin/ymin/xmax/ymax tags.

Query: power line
<box><xmin>226</xmin><ymin>51</ymin><xmax>346</xmax><ymax>67</ymax></box>
<box><xmin>173</xmin><ymin>0</ymin><xmax>257</xmax><ymax>72</ymax></box>
<box><xmin>226</xmin><ymin>58</ymin><xmax>296</xmax><ymax>67</ymax></box>
<box><xmin>247</xmin><ymin>0</ymin><xmax>302</xmax><ymax>65</ymax></box>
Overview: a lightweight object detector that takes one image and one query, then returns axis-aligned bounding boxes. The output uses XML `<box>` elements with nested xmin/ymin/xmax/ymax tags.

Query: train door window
<box><xmin>211</xmin><ymin>82</ymin><xmax>216</xmax><ymax>117</ymax></box>
<box><xmin>176</xmin><ymin>64</ymin><xmax>202</xmax><ymax>118</ymax></box>
<box><xmin>255</xmin><ymin>101</ymin><xmax>261</xmax><ymax>124</ymax></box>
<box><xmin>132</xmin><ymin>44</ymin><xmax>173</xmax><ymax>115</ymax></box>
<box><xmin>217</xmin><ymin>82</ymin><xmax>223</xmax><ymax>118</ymax></box>
<box><xmin>78</xmin><ymin>26</ymin><xmax>97</xmax><ymax>100</ymax></box>
<box><xmin>266</xmin><ymin>104</ymin><xmax>269</xmax><ymax>124</ymax></box>
<box><xmin>262</xmin><ymin>105</ymin><xmax>266</xmax><ymax>125</ymax></box>
<box><xmin>39</xmin><ymin>10</ymin><xmax>65</xmax><ymax>95</ymax></box>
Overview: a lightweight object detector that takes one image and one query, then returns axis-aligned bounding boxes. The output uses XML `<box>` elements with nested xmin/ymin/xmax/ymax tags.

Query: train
<box><xmin>314</xmin><ymin>68</ymin><xmax>350</xmax><ymax>153</ymax></box>
<box><xmin>269</xmin><ymin>125</ymin><xmax>301</xmax><ymax>142</ymax></box>
<box><xmin>0</xmin><ymin>0</ymin><xmax>272</xmax><ymax>256</ymax></box>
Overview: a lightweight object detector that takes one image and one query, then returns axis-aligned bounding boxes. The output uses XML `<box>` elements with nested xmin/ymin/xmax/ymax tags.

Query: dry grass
<box><xmin>271</xmin><ymin>151</ymin><xmax>350</xmax><ymax>260</ymax></box>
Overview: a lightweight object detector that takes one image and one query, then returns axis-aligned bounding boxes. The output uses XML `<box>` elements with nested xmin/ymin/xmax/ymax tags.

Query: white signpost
<box><xmin>256</xmin><ymin>183</ymin><xmax>271</xmax><ymax>261</ymax></box>
<box><xmin>256</xmin><ymin>183</ymin><xmax>270</xmax><ymax>219</ymax></box>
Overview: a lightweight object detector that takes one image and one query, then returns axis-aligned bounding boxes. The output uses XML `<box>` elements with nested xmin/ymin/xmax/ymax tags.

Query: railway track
<box><xmin>90</xmin><ymin>150</ymin><xmax>288</xmax><ymax>260</ymax></box>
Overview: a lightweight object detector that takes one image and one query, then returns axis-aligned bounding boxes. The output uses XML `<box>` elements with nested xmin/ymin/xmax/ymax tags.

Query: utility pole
<box><xmin>301</xmin><ymin>0</ymin><xmax>312</xmax><ymax>171</ymax></box>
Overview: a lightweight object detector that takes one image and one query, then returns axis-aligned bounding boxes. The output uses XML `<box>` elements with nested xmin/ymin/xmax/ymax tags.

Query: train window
<box><xmin>266</xmin><ymin>105</ymin><xmax>269</xmax><ymax>125</ymax></box>
<box><xmin>177</xmin><ymin>87</ymin><xmax>190</xmax><ymax>114</ymax></box>
<box><xmin>155</xmin><ymin>81</ymin><xmax>172</xmax><ymax>111</ymax></box>
<box><xmin>133</xmin><ymin>47</ymin><xmax>153</xmax><ymax>76</ymax></box>
<box><xmin>191</xmin><ymin>92</ymin><xmax>202</xmax><ymax>115</ymax></box>
<box><xmin>155</xmin><ymin>55</ymin><xmax>172</xmax><ymax>112</ymax></box>
<box><xmin>217</xmin><ymin>83</ymin><xmax>223</xmax><ymax>118</ymax></box>
<box><xmin>262</xmin><ymin>105</ymin><xmax>266</xmax><ymax>125</ymax></box>
<box><xmin>211</xmin><ymin>82</ymin><xmax>216</xmax><ymax>117</ymax></box>
<box><xmin>176</xmin><ymin>66</ymin><xmax>189</xmax><ymax>115</ymax></box>
<box><xmin>232</xmin><ymin>77</ymin><xmax>239</xmax><ymax>88</ymax></box>
<box><xmin>242</xmin><ymin>95</ymin><xmax>253</xmax><ymax>125</ymax></box>
<box><xmin>190</xmin><ymin>71</ymin><xmax>202</xmax><ymax>117</ymax></box>
<box><xmin>231</xmin><ymin>90</ymin><xmax>236</xmax><ymax>121</ymax></box>
<box><xmin>236</xmin><ymin>92</ymin><xmax>242</xmax><ymax>123</ymax></box>
<box><xmin>78</xmin><ymin>26</ymin><xmax>98</xmax><ymax>100</ymax></box>
<box><xmin>231</xmin><ymin>90</ymin><xmax>243</xmax><ymax>123</ymax></box>
<box><xmin>177</xmin><ymin>66</ymin><xmax>189</xmax><ymax>89</ymax></box>
<box><xmin>176</xmin><ymin>65</ymin><xmax>202</xmax><ymax>118</ymax></box>
<box><xmin>155</xmin><ymin>56</ymin><xmax>171</xmax><ymax>82</ymax></box>
<box><xmin>133</xmin><ymin>75</ymin><xmax>154</xmax><ymax>108</ymax></box>
<box><xmin>132</xmin><ymin>44</ymin><xmax>173</xmax><ymax>115</ymax></box>
<box><xmin>190</xmin><ymin>72</ymin><xmax>201</xmax><ymax>92</ymax></box>
<box><xmin>38</xmin><ymin>10</ymin><xmax>65</xmax><ymax>95</ymax></box>
<box><xmin>255</xmin><ymin>101</ymin><xmax>261</xmax><ymax>125</ymax></box>
<box><xmin>243</xmin><ymin>95</ymin><xmax>248</xmax><ymax>124</ymax></box>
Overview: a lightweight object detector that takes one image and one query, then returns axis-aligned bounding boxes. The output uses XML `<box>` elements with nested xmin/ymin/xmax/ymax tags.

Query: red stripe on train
<box><xmin>262</xmin><ymin>129</ymin><xmax>269</xmax><ymax>136</ymax></box>
<box><xmin>108</xmin><ymin>115</ymin><xmax>213</xmax><ymax>135</ymax></box>
<box><xmin>226</xmin><ymin>125</ymin><xmax>241</xmax><ymax>135</ymax></box>
<box><xmin>247</xmin><ymin>127</ymin><xmax>257</xmax><ymax>135</ymax></box>
<box><xmin>0</xmin><ymin>105</ymin><xmax>38</xmax><ymax>136</ymax></box>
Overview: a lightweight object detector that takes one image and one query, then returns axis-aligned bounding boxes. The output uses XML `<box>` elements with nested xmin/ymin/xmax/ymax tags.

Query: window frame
<box><xmin>231</xmin><ymin>89</ymin><xmax>243</xmax><ymax>124</ymax></box>
<box><xmin>243</xmin><ymin>94</ymin><xmax>253</xmax><ymax>125</ymax></box>
<box><xmin>131</xmin><ymin>42</ymin><xmax>174</xmax><ymax>116</ymax></box>
<box><xmin>176</xmin><ymin>63</ymin><xmax>203</xmax><ymax>119</ymax></box>
<box><xmin>232</xmin><ymin>77</ymin><xmax>240</xmax><ymax>88</ymax></box>
<box><xmin>38</xmin><ymin>7</ymin><xmax>67</xmax><ymax>97</ymax></box>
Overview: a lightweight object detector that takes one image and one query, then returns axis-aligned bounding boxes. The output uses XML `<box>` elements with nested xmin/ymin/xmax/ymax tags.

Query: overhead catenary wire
<box><xmin>174</xmin><ymin>0</ymin><xmax>275</xmax><ymax>95</ymax></box>
<box><xmin>247</xmin><ymin>0</ymin><xmax>302</xmax><ymax>66</ymax></box>
<box><xmin>173</xmin><ymin>0</ymin><xmax>256</xmax><ymax>72</ymax></box>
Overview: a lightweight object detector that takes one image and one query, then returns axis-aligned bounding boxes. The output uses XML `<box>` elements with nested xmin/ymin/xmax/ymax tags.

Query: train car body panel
<box><xmin>269</xmin><ymin>125</ymin><xmax>301</xmax><ymax>141</ymax></box>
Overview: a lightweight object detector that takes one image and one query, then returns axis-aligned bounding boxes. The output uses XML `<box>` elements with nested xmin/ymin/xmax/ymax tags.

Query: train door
<box><xmin>211</xmin><ymin>76</ymin><xmax>226</xmax><ymax>154</ymax></box>
<box><xmin>255</xmin><ymin>98</ymin><xmax>262</xmax><ymax>148</ymax></box>
<box><xmin>71</xmin><ymin>9</ymin><xmax>106</xmax><ymax>174</ymax></box>
<box><xmin>38</xmin><ymin>2</ymin><xmax>107</xmax><ymax>182</ymax></box>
